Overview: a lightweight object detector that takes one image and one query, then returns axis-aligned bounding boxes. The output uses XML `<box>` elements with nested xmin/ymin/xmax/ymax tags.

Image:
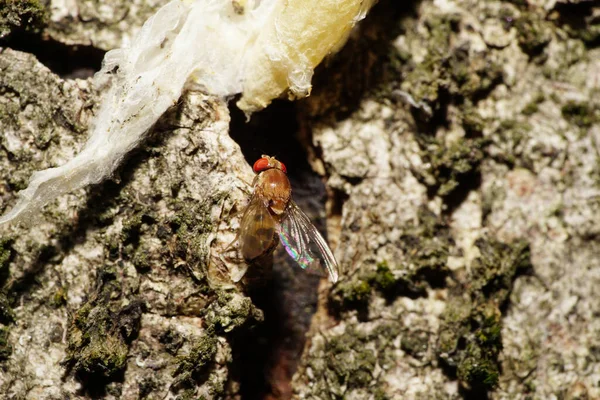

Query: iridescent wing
<box><xmin>276</xmin><ymin>200</ymin><xmax>339</xmax><ymax>283</ymax></box>
<box><xmin>238</xmin><ymin>195</ymin><xmax>276</xmax><ymax>262</ymax></box>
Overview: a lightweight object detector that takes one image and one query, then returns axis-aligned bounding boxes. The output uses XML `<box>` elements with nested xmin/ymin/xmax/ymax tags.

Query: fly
<box><xmin>234</xmin><ymin>155</ymin><xmax>339</xmax><ymax>283</ymax></box>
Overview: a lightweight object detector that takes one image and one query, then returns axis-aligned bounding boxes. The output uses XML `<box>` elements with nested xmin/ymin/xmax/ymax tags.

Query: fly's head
<box><xmin>251</xmin><ymin>155</ymin><xmax>291</xmax><ymax>216</ymax></box>
<box><xmin>253</xmin><ymin>155</ymin><xmax>287</xmax><ymax>174</ymax></box>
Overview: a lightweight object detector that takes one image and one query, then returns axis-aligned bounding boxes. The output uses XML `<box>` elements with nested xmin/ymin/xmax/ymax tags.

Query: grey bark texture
<box><xmin>1</xmin><ymin>0</ymin><xmax>599</xmax><ymax>399</ymax></box>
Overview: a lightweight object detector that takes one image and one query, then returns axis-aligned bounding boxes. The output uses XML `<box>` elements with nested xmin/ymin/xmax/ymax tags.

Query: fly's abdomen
<box><xmin>242</xmin><ymin>225</ymin><xmax>276</xmax><ymax>261</ymax></box>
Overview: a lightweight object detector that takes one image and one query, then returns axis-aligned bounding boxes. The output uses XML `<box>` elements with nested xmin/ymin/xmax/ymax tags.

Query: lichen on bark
<box><xmin>1</xmin><ymin>0</ymin><xmax>600</xmax><ymax>399</ymax></box>
<box><xmin>292</xmin><ymin>0</ymin><xmax>600</xmax><ymax>398</ymax></box>
<box><xmin>0</xmin><ymin>44</ymin><xmax>260</xmax><ymax>397</ymax></box>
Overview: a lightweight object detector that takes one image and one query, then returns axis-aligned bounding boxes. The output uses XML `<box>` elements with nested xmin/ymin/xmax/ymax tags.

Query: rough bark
<box><xmin>0</xmin><ymin>0</ymin><xmax>599</xmax><ymax>399</ymax></box>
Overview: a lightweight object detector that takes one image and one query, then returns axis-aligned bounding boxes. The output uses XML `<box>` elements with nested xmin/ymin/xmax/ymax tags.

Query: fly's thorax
<box><xmin>254</xmin><ymin>168</ymin><xmax>291</xmax><ymax>215</ymax></box>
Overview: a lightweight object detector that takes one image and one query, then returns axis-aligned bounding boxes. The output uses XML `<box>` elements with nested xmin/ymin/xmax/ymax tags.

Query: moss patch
<box><xmin>329</xmin><ymin>208</ymin><xmax>452</xmax><ymax>315</ymax></box>
<box><xmin>0</xmin><ymin>0</ymin><xmax>48</xmax><ymax>38</ymax></box>
<box><xmin>304</xmin><ymin>321</ymin><xmax>404</xmax><ymax>396</ymax></box>
<box><xmin>0</xmin><ymin>293</ymin><xmax>15</xmax><ymax>324</ymax></box>
<box><xmin>522</xmin><ymin>93</ymin><xmax>545</xmax><ymax>116</ymax></box>
<box><xmin>437</xmin><ymin>239</ymin><xmax>531</xmax><ymax>393</ymax></box>
<box><xmin>50</xmin><ymin>286</ymin><xmax>68</xmax><ymax>308</ymax></box>
<box><xmin>490</xmin><ymin>119</ymin><xmax>534</xmax><ymax>169</ymax></box>
<box><xmin>64</xmin><ymin>266</ymin><xmax>143</xmax><ymax>383</ymax></box>
<box><xmin>561</xmin><ymin>101</ymin><xmax>599</xmax><ymax>129</ymax></box>
<box><xmin>202</xmin><ymin>291</ymin><xmax>263</xmax><ymax>334</ymax></box>
<box><xmin>172</xmin><ymin>330</ymin><xmax>218</xmax><ymax>390</ymax></box>
<box><xmin>322</xmin><ymin>326</ymin><xmax>377</xmax><ymax>389</ymax></box>
<box><xmin>0</xmin><ymin>237</ymin><xmax>14</xmax><ymax>285</ymax></box>
<box><xmin>415</xmin><ymin>136</ymin><xmax>489</xmax><ymax>199</ymax></box>
<box><xmin>0</xmin><ymin>326</ymin><xmax>11</xmax><ymax>361</ymax></box>
<box><xmin>326</xmin><ymin>331</ymin><xmax>377</xmax><ymax>388</ymax></box>
<box><xmin>515</xmin><ymin>12</ymin><xmax>553</xmax><ymax>56</ymax></box>
<box><xmin>397</xmin><ymin>13</ymin><xmax>502</xmax><ymax>116</ymax></box>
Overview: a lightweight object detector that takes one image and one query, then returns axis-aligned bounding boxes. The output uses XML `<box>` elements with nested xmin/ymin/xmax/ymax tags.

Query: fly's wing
<box><xmin>239</xmin><ymin>195</ymin><xmax>276</xmax><ymax>262</ymax></box>
<box><xmin>276</xmin><ymin>201</ymin><xmax>339</xmax><ymax>283</ymax></box>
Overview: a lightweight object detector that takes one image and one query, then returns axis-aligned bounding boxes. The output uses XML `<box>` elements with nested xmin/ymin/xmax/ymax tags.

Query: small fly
<box><xmin>233</xmin><ymin>155</ymin><xmax>339</xmax><ymax>283</ymax></box>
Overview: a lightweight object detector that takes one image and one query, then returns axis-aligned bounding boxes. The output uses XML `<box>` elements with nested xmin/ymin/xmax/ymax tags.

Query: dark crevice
<box><xmin>229</xmin><ymin>98</ymin><xmax>313</xmax><ymax>180</ymax></box>
<box><xmin>442</xmin><ymin>170</ymin><xmax>483</xmax><ymax>216</ymax></box>
<box><xmin>552</xmin><ymin>2</ymin><xmax>600</xmax><ymax>48</ymax></box>
<box><xmin>302</xmin><ymin>0</ymin><xmax>420</xmax><ymax>123</ymax></box>
<box><xmin>1</xmin><ymin>32</ymin><xmax>104</xmax><ymax>79</ymax></box>
<box><xmin>226</xmin><ymin>3</ymin><xmax>429</xmax><ymax>397</ymax></box>
<box><xmin>228</xmin><ymin>99</ymin><xmax>325</xmax><ymax>399</ymax></box>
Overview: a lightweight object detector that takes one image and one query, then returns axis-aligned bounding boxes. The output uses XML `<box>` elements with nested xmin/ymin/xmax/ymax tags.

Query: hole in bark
<box><xmin>2</xmin><ymin>32</ymin><xmax>104</xmax><ymax>79</ymax></box>
<box><xmin>228</xmin><ymin>100</ymin><xmax>327</xmax><ymax>399</ymax></box>
<box><xmin>553</xmin><ymin>2</ymin><xmax>600</xmax><ymax>48</ymax></box>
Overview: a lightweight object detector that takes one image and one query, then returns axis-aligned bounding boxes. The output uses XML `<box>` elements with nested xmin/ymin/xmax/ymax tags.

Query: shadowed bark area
<box><xmin>0</xmin><ymin>0</ymin><xmax>599</xmax><ymax>399</ymax></box>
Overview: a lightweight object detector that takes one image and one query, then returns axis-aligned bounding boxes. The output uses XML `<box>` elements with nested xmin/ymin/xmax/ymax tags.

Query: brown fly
<box><xmin>233</xmin><ymin>155</ymin><xmax>339</xmax><ymax>282</ymax></box>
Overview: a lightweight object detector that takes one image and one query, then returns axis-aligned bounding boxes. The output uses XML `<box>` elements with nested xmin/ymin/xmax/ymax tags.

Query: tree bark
<box><xmin>0</xmin><ymin>0</ymin><xmax>599</xmax><ymax>399</ymax></box>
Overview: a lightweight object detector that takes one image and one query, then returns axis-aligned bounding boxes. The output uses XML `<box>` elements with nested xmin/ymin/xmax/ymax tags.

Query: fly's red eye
<box><xmin>279</xmin><ymin>161</ymin><xmax>287</xmax><ymax>173</ymax></box>
<box><xmin>253</xmin><ymin>157</ymin><xmax>270</xmax><ymax>173</ymax></box>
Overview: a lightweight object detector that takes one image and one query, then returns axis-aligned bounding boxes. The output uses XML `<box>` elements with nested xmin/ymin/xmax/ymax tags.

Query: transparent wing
<box><xmin>238</xmin><ymin>195</ymin><xmax>276</xmax><ymax>262</ymax></box>
<box><xmin>276</xmin><ymin>201</ymin><xmax>339</xmax><ymax>283</ymax></box>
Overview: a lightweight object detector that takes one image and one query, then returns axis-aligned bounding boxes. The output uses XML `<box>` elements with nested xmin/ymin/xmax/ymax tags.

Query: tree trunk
<box><xmin>0</xmin><ymin>0</ymin><xmax>599</xmax><ymax>399</ymax></box>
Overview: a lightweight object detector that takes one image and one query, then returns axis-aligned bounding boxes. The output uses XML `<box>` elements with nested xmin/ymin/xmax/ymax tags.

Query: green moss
<box><xmin>462</xmin><ymin>104</ymin><xmax>486</xmax><ymax>136</ymax></box>
<box><xmin>401</xmin><ymin>15</ymin><xmax>502</xmax><ymax>109</ymax></box>
<box><xmin>303</xmin><ymin>318</ymin><xmax>406</xmax><ymax>396</ymax></box>
<box><xmin>160</xmin><ymin>197</ymin><xmax>223</xmax><ymax>279</ymax></box>
<box><xmin>522</xmin><ymin>93</ymin><xmax>545</xmax><ymax>116</ymax></box>
<box><xmin>470</xmin><ymin>239</ymin><xmax>531</xmax><ymax>303</ymax></box>
<box><xmin>330</xmin><ymin>209</ymin><xmax>452</xmax><ymax>316</ymax></box>
<box><xmin>159</xmin><ymin>328</ymin><xmax>184</xmax><ymax>355</ymax></box>
<box><xmin>416</xmin><ymin>136</ymin><xmax>488</xmax><ymax>198</ymax></box>
<box><xmin>203</xmin><ymin>291</ymin><xmax>263</xmax><ymax>333</ymax></box>
<box><xmin>438</xmin><ymin>295</ymin><xmax>473</xmax><ymax>357</ymax></box>
<box><xmin>0</xmin><ymin>238</ymin><xmax>12</xmax><ymax>269</ymax></box>
<box><xmin>449</xmin><ymin>50</ymin><xmax>503</xmax><ymax>98</ymax></box>
<box><xmin>177</xmin><ymin>333</ymin><xmax>217</xmax><ymax>372</ymax></box>
<box><xmin>0</xmin><ymin>237</ymin><xmax>13</xmax><ymax>284</ymax></box>
<box><xmin>373</xmin><ymin>262</ymin><xmax>395</xmax><ymax>292</ymax></box>
<box><xmin>400</xmin><ymin>208</ymin><xmax>452</xmax><ymax>282</ymax></box>
<box><xmin>0</xmin><ymin>0</ymin><xmax>48</xmax><ymax>37</ymax></box>
<box><xmin>437</xmin><ymin>239</ymin><xmax>530</xmax><ymax>392</ymax></box>
<box><xmin>173</xmin><ymin>331</ymin><xmax>218</xmax><ymax>389</ymax></box>
<box><xmin>457</xmin><ymin>343</ymin><xmax>500</xmax><ymax>388</ymax></box>
<box><xmin>0</xmin><ymin>293</ymin><xmax>15</xmax><ymax>324</ymax></box>
<box><xmin>0</xmin><ymin>326</ymin><xmax>11</xmax><ymax>361</ymax></box>
<box><xmin>329</xmin><ymin>279</ymin><xmax>371</xmax><ymax>314</ymax></box>
<box><xmin>50</xmin><ymin>286</ymin><xmax>68</xmax><ymax>308</ymax></box>
<box><xmin>515</xmin><ymin>12</ymin><xmax>553</xmax><ymax>56</ymax></box>
<box><xmin>74</xmin><ymin>333</ymin><xmax>128</xmax><ymax>377</ymax></box>
<box><xmin>207</xmin><ymin>371</ymin><xmax>226</xmax><ymax>397</ymax></box>
<box><xmin>121</xmin><ymin>213</ymin><xmax>143</xmax><ymax>243</ymax></box>
<box><xmin>400</xmin><ymin>329</ymin><xmax>429</xmax><ymax>359</ymax></box>
<box><xmin>138</xmin><ymin>376</ymin><xmax>158</xmax><ymax>399</ymax></box>
<box><xmin>325</xmin><ymin>327</ymin><xmax>377</xmax><ymax>388</ymax></box>
<box><xmin>561</xmin><ymin>101</ymin><xmax>598</xmax><ymax>128</ymax></box>
<box><xmin>374</xmin><ymin>388</ymin><xmax>391</xmax><ymax>400</ymax></box>
<box><xmin>400</xmin><ymin>14</ymin><xmax>457</xmax><ymax>105</ymax></box>
<box><xmin>64</xmin><ymin>267</ymin><xmax>143</xmax><ymax>381</ymax></box>
<box><xmin>346</xmin><ymin>280</ymin><xmax>372</xmax><ymax>304</ymax></box>
<box><xmin>175</xmin><ymin>389</ymin><xmax>205</xmax><ymax>400</ymax></box>
<box><xmin>493</xmin><ymin>119</ymin><xmax>534</xmax><ymax>169</ymax></box>
<box><xmin>131</xmin><ymin>250</ymin><xmax>151</xmax><ymax>273</ymax></box>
